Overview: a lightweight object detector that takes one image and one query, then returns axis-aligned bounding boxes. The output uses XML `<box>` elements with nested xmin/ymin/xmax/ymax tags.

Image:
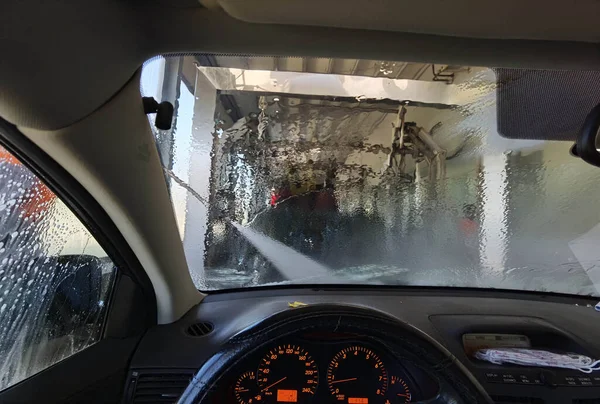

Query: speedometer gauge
<box><xmin>257</xmin><ymin>344</ymin><xmax>318</xmax><ymax>402</ymax></box>
<box><xmin>327</xmin><ymin>345</ymin><xmax>388</xmax><ymax>402</ymax></box>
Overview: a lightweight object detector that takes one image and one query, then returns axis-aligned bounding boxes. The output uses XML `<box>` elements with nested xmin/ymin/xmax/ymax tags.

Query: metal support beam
<box><xmin>394</xmin><ymin>62</ymin><xmax>409</xmax><ymax>79</ymax></box>
<box><xmin>197</xmin><ymin>66</ymin><xmax>468</xmax><ymax>106</ymax></box>
<box><xmin>158</xmin><ymin>57</ymin><xmax>182</xmax><ymax>174</ymax></box>
<box><xmin>413</xmin><ymin>64</ymin><xmax>430</xmax><ymax>80</ymax></box>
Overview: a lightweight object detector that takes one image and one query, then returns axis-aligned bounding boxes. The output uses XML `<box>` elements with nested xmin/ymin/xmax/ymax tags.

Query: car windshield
<box><xmin>142</xmin><ymin>54</ymin><xmax>600</xmax><ymax>295</ymax></box>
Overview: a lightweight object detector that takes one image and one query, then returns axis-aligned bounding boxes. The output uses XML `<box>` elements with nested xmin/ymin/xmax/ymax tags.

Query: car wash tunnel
<box><xmin>141</xmin><ymin>55</ymin><xmax>600</xmax><ymax>295</ymax></box>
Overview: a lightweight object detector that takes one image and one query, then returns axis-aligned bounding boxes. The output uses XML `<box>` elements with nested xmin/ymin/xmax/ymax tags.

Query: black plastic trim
<box><xmin>202</xmin><ymin>283</ymin><xmax>600</xmax><ymax>306</ymax></box>
<box><xmin>0</xmin><ymin>336</ymin><xmax>142</xmax><ymax>403</ymax></box>
<box><xmin>0</xmin><ymin>118</ymin><xmax>157</xmax><ymax>329</ymax></box>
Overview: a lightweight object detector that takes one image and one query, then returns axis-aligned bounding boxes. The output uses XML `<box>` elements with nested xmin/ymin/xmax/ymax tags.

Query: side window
<box><xmin>0</xmin><ymin>144</ymin><xmax>116</xmax><ymax>391</ymax></box>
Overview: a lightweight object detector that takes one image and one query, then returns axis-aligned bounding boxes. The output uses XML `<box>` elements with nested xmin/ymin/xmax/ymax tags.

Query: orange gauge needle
<box><xmin>397</xmin><ymin>393</ymin><xmax>410</xmax><ymax>397</ymax></box>
<box><xmin>329</xmin><ymin>377</ymin><xmax>358</xmax><ymax>384</ymax></box>
<box><xmin>261</xmin><ymin>377</ymin><xmax>287</xmax><ymax>391</ymax></box>
<box><xmin>236</xmin><ymin>389</ymin><xmax>249</xmax><ymax>392</ymax></box>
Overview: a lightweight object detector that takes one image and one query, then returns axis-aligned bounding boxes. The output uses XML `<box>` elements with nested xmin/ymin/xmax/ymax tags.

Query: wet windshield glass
<box><xmin>142</xmin><ymin>55</ymin><xmax>600</xmax><ymax>295</ymax></box>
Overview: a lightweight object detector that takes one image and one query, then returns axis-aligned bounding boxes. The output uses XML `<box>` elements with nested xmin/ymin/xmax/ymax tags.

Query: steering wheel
<box><xmin>178</xmin><ymin>305</ymin><xmax>493</xmax><ymax>403</ymax></box>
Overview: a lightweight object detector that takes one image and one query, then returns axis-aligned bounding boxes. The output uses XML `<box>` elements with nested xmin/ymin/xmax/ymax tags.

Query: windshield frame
<box><xmin>143</xmin><ymin>54</ymin><xmax>600</xmax><ymax>298</ymax></box>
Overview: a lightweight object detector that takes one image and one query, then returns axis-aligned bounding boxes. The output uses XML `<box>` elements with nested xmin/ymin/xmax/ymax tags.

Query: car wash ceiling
<box><xmin>184</xmin><ymin>54</ymin><xmax>466</xmax><ymax>190</ymax></box>
<box><xmin>197</xmin><ymin>54</ymin><xmax>465</xmax><ymax>120</ymax></box>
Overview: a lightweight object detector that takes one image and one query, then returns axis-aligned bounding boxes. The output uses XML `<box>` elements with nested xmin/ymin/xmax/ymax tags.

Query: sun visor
<box><xmin>496</xmin><ymin>69</ymin><xmax>600</xmax><ymax>140</ymax></box>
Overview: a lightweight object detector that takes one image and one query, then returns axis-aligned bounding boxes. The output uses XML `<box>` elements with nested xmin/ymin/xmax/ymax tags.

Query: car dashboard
<box><xmin>124</xmin><ymin>287</ymin><xmax>600</xmax><ymax>404</ymax></box>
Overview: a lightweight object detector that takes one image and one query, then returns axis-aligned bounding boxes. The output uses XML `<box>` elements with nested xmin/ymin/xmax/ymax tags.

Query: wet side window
<box><xmin>0</xmin><ymin>144</ymin><xmax>116</xmax><ymax>391</ymax></box>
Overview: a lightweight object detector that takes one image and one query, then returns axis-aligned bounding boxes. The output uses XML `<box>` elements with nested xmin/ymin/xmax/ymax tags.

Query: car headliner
<box><xmin>1</xmin><ymin>0</ymin><xmax>600</xmax><ymax>323</ymax></box>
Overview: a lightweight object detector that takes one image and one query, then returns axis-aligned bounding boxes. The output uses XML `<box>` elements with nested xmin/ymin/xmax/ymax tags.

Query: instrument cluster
<box><xmin>224</xmin><ymin>334</ymin><xmax>439</xmax><ymax>404</ymax></box>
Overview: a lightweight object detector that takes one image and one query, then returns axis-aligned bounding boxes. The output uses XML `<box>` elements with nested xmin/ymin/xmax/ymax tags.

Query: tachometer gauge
<box><xmin>327</xmin><ymin>345</ymin><xmax>388</xmax><ymax>402</ymax></box>
<box><xmin>257</xmin><ymin>344</ymin><xmax>318</xmax><ymax>402</ymax></box>
<box><xmin>234</xmin><ymin>371</ymin><xmax>261</xmax><ymax>404</ymax></box>
<box><xmin>385</xmin><ymin>375</ymin><xmax>412</xmax><ymax>403</ymax></box>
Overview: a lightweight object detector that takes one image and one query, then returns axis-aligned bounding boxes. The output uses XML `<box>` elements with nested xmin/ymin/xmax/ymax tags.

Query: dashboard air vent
<box><xmin>186</xmin><ymin>321</ymin><xmax>214</xmax><ymax>337</ymax></box>
<box><xmin>127</xmin><ymin>370</ymin><xmax>194</xmax><ymax>403</ymax></box>
<box><xmin>491</xmin><ymin>396</ymin><xmax>544</xmax><ymax>404</ymax></box>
